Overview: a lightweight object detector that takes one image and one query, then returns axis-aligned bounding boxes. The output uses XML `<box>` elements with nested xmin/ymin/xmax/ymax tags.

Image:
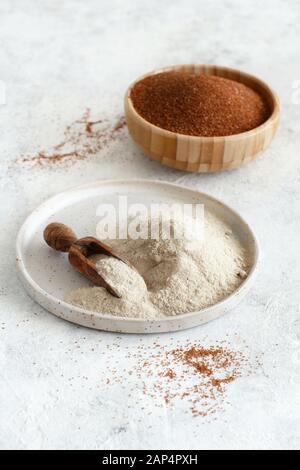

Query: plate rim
<box><xmin>16</xmin><ymin>178</ymin><xmax>260</xmax><ymax>326</ymax></box>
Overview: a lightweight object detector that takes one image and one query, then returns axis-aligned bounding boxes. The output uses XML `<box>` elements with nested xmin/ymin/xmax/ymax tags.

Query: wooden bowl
<box><xmin>124</xmin><ymin>65</ymin><xmax>280</xmax><ymax>172</ymax></box>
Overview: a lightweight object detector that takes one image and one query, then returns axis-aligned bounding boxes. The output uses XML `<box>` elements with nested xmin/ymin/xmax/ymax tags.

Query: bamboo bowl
<box><xmin>124</xmin><ymin>65</ymin><xmax>280</xmax><ymax>172</ymax></box>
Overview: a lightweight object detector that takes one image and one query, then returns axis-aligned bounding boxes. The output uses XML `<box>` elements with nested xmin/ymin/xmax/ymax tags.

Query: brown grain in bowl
<box><xmin>130</xmin><ymin>71</ymin><xmax>270</xmax><ymax>137</ymax></box>
<box><xmin>124</xmin><ymin>64</ymin><xmax>280</xmax><ymax>173</ymax></box>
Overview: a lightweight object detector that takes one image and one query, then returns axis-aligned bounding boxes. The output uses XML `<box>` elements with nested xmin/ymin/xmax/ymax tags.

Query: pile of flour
<box><xmin>66</xmin><ymin>212</ymin><xmax>249</xmax><ymax>319</ymax></box>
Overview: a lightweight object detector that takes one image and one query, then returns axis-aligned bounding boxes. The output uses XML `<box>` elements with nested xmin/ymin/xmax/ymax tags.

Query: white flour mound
<box><xmin>66</xmin><ymin>212</ymin><xmax>249</xmax><ymax>319</ymax></box>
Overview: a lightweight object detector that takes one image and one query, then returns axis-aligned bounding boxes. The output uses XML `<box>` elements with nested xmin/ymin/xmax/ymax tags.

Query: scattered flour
<box><xmin>66</xmin><ymin>212</ymin><xmax>249</xmax><ymax>319</ymax></box>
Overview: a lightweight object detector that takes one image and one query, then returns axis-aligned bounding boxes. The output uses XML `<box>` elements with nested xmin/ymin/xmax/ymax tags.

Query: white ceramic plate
<box><xmin>16</xmin><ymin>179</ymin><xmax>259</xmax><ymax>333</ymax></box>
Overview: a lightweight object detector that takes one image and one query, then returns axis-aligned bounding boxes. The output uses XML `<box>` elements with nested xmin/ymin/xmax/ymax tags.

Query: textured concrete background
<box><xmin>0</xmin><ymin>0</ymin><xmax>300</xmax><ymax>450</ymax></box>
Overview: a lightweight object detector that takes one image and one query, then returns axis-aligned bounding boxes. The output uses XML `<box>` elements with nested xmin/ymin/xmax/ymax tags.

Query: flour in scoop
<box><xmin>66</xmin><ymin>255</ymin><xmax>155</xmax><ymax>319</ymax></box>
<box><xmin>91</xmin><ymin>255</ymin><xmax>148</xmax><ymax>300</ymax></box>
<box><xmin>66</xmin><ymin>212</ymin><xmax>249</xmax><ymax>319</ymax></box>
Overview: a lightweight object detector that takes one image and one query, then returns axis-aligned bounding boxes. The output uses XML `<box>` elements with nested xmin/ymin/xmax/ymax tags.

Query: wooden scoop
<box><xmin>43</xmin><ymin>222</ymin><xmax>131</xmax><ymax>298</ymax></box>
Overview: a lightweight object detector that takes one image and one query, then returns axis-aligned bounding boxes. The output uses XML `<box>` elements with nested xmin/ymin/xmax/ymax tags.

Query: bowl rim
<box><xmin>125</xmin><ymin>63</ymin><xmax>280</xmax><ymax>141</ymax></box>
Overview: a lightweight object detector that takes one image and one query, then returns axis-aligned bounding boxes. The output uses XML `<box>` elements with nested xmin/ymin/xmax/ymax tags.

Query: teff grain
<box><xmin>131</xmin><ymin>71</ymin><xmax>270</xmax><ymax>137</ymax></box>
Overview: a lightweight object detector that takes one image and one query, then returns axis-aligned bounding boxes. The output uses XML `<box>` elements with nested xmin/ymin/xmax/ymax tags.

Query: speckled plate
<box><xmin>16</xmin><ymin>179</ymin><xmax>259</xmax><ymax>333</ymax></box>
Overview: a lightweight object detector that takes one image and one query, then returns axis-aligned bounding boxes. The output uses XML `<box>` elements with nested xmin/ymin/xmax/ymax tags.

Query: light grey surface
<box><xmin>0</xmin><ymin>0</ymin><xmax>299</xmax><ymax>450</ymax></box>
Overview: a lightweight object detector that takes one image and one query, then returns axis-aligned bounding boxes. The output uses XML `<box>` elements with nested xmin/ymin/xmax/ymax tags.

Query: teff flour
<box><xmin>66</xmin><ymin>212</ymin><xmax>249</xmax><ymax>318</ymax></box>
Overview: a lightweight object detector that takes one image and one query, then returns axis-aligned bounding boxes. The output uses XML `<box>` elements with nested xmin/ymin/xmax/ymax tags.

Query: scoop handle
<box><xmin>44</xmin><ymin>222</ymin><xmax>77</xmax><ymax>252</ymax></box>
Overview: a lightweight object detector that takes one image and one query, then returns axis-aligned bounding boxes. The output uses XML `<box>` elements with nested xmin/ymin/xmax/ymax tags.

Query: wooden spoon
<box><xmin>43</xmin><ymin>222</ymin><xmax>132</xmax><ymax>298</ymax></box>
